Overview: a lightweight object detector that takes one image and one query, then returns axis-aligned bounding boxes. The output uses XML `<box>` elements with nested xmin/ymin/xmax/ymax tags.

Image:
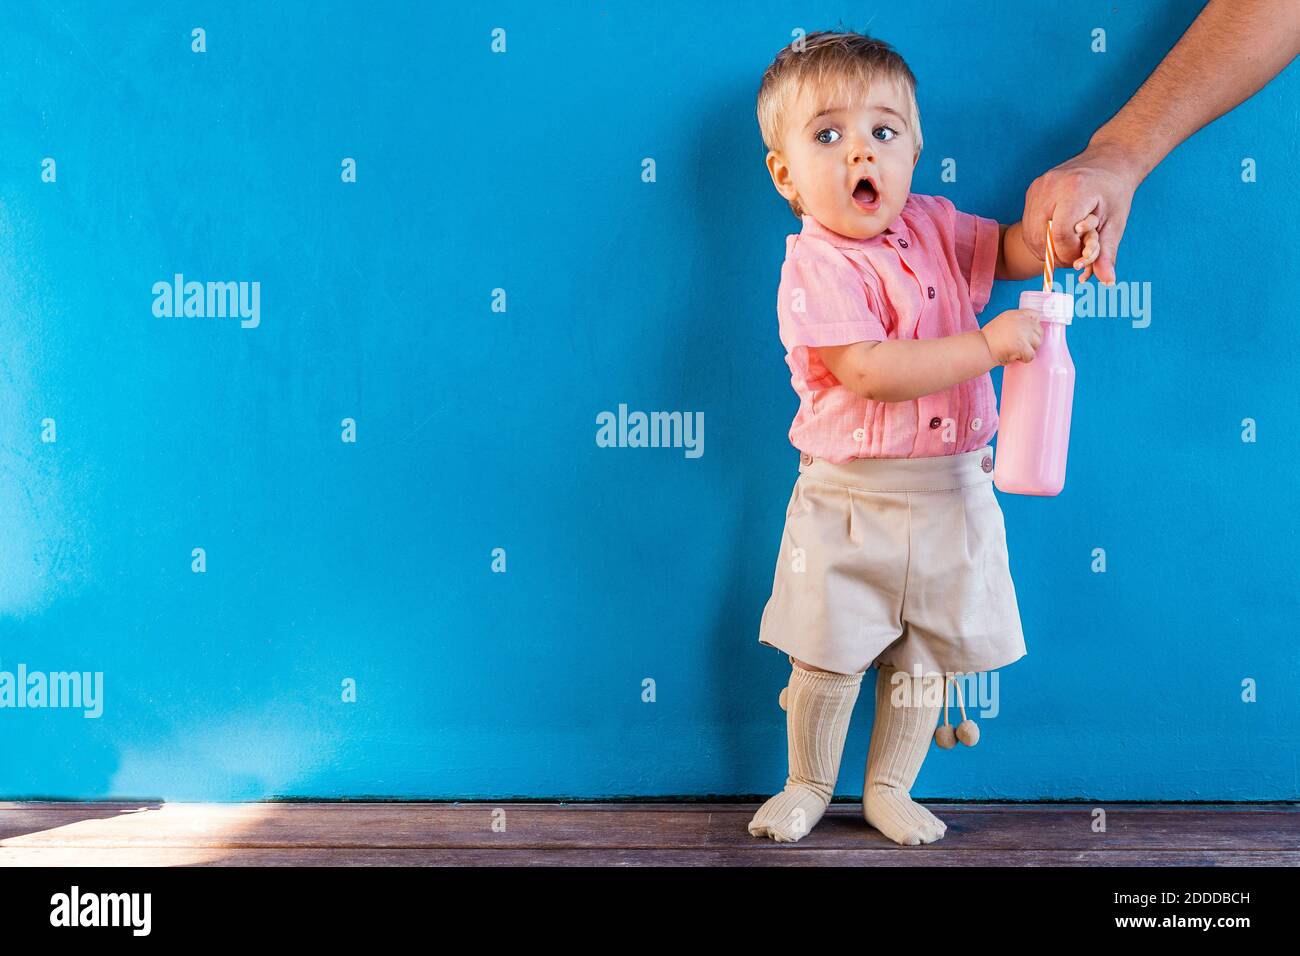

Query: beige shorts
<box><xmin>758</xmin><ymin>445</ymin><xmax>1026</xmax><ymax>677</ymax></box>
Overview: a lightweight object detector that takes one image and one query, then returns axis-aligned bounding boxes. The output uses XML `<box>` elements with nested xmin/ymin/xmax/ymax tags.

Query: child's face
<box><xmin>767</xmin><ymin>79</ymin><xmax>919</xmax><ymax>238</ymax></box>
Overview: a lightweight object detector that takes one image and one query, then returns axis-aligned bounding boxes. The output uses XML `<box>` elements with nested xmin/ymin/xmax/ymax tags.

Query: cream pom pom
<box><xmin>956</xmin><ymin>718</ymin><xmax>980</xmax><ymax>747</ymax></box>
<box><xmin>934</xmin><ymin>672</ymin><xmax>979</xmax><ymax>749</ymax></box>
<box><xmin>778</xmin><ymin>687</ymin><xmax>788</xmax><ymax>711</ymax></box>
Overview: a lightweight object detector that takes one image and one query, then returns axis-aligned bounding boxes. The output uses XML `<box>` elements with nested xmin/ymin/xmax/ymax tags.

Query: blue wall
<box><xmin>1</xmin><ymin>1</ymin><xmax>1295</xmax><ymax>801</ymax></box>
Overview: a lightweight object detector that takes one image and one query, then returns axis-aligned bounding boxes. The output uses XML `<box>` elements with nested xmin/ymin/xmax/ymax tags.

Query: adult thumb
<box><xmin>1021</xmin><ymin>206</ymin><xmax>1046</xmax><ymax>258</ymax></box>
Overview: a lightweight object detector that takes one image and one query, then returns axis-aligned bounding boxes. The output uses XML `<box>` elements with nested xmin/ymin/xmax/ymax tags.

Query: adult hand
<box><xmin>1020</xmin><ymin>141</ymin><xmax>1143</xmax><ymax>286</ymax></box>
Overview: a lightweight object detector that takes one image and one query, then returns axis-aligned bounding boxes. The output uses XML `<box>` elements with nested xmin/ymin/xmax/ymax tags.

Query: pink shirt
<box><xmin>775</xmin><ymin>192</ymin><xmax>1002</xmax><ymax>462</ymax></box>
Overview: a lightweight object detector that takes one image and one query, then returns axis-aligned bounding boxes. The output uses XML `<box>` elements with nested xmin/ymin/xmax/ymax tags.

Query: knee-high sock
<box><xmin>748</xmin><ymin>664</ymin><xmax>863</xmax><ymax>842</ymax></box>
<box><xmin>862</xmin><ymin>664</ymin><xmax>946</xmax><ymax>846</ymax></box>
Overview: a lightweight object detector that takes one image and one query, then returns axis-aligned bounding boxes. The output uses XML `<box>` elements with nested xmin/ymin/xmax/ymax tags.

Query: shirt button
<box><xmin>898</xmin><ymin>238</ymin><xmax>908</xmax><ymax>248</ymax></box>
<box><xmin>970</xmin><ymin>417</ymin><xmax>983</xmax><ymax>430</ymax></box>
<box><xmin>928</xmin><ymin>286</ymin><xmax>936</xmax><ymax>299</ymax></box>
<box><xmin>800</xmin><ymin>452</ymin><xmax>813</xmax><ymax>465</ymax></box>
<box><xmin>981</xmin><ymin>455</ymin><xmax>993</xmax><ymax>473</ymax></box>
<box><xmin>852</xmin><ymin>427</ymin><xmax>865</xmax><ymax>442</ymax></box>
<box><xmin>929</xmin><ymin>416</ymin><xmax>942</xmax><ymax>429</ymax></box>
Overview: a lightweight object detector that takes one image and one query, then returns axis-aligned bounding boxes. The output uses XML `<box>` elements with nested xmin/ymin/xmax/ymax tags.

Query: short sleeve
<box><xmin>934</xmin><ymin>195</ymin><xmax>1000</xmax><ymax>315</ymax></box>
<box><xmin>777</xmin><ymin>236</ymin><xmax>887</xmax><ymax>350</ymax></box>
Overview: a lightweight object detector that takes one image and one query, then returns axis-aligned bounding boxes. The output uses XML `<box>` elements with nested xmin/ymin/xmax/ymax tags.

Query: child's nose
<box><xmin>849</xmin><ymin>142</ymin><xmax>876</xmax><ymax>165</ymax></box>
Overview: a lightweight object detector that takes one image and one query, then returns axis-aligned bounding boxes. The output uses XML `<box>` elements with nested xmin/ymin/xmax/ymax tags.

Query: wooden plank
<box><xmin>6</xmin><ymin>801</ymin><xmax>1295</xmax><ymax>811</ymax></box>
<box><xmin>2</xmin><ymin>803</ymin><xmax>1296</xmax><ymax>851</ymax></box>
<box><xmin>0</xmin><ymin>846</ymin><xmax>1295</xmax><ymax>867</ymax></box>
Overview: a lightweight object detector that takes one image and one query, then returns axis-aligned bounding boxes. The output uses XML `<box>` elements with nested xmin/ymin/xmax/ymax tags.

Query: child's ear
<box><xmin>766</xmin><ymin>149</ymin><xmax>798</xmax><ymax>204</ymax></box>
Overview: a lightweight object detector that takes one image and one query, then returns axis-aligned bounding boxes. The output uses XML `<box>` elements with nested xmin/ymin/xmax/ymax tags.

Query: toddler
<box><xmin>748</xmin><ymin>31</ymin><xmax>1099</xmax><ymax>845</ymax></box>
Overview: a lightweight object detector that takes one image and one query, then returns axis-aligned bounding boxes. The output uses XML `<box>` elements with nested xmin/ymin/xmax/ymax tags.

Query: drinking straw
<box><xmin>1042</xmin><ymin>219</ymin><xmax>1057</xmax><ymax>293</ymax></box>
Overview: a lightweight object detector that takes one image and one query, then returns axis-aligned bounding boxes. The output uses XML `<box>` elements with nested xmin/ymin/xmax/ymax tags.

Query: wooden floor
<box><xmin>0</xmin><ymin>802</ymin><xmax>1295</xmax><ymax>866</ymax></box>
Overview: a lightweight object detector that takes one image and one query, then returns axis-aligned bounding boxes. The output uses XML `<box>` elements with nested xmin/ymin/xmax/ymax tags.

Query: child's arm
<box><xmin>817</xmin><ymin>309</ymin><xmax>1043</xmax><ymax>403</ymax></box>
<box><xmin>995</xmin><ymin>222</ymin><xmax>1043</xmax><ymax>281</ymax></box>
<box><xmin>996</xmin><ymin>217</ymin><xmax>1102</xmax><ymax>281</ymax></box>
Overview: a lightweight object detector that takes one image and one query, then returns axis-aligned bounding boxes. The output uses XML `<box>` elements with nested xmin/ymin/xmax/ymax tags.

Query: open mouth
<box><xmin>852</xmin><ymin>176</ymin><xmax>880</xmax><ymax>211</ymax></box>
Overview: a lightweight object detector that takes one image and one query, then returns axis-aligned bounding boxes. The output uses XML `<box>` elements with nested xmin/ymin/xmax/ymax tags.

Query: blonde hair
<box><xmin>756</xmin><ymin>30</ymin><xmax>923</xmax><ymax>219</ymax></box>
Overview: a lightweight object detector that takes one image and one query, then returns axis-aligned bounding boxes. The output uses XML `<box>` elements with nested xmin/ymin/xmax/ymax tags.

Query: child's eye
<box><xmin>815</xmin><ymin>128</ymin><xmax>841</xmax><ymax>145</ymax></box>
<box><xmin>873</xmin><ymin>126</ymin><xmax>898</xmax><ymax>142</ymax></box>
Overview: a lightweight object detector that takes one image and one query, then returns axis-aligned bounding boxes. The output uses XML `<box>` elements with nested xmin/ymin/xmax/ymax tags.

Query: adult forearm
<box><xmin>1090</xmin><ymin>0</ymin><xmax>1300</xmax><ymax>182</ymax></box>
<box><xmin>857</xmin><ymin>332</ymin><xmax>996</xmax><ymax>403</ymax></box>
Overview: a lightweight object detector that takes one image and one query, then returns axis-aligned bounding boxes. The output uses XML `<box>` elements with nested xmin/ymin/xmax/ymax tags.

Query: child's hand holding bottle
<box><xmin>981</xmin><ymin>309</ymin><xmax>1045</xmax><ymax>365</ymax></box>
<box><xmin>983</xmin><ymin>211</ymin><xmax>1101</xmax><ymax>367</ymax></box>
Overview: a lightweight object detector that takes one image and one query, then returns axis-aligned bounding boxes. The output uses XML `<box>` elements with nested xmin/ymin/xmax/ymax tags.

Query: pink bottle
<box><xmin>993</xmin><ymin>290</ymin><xmax>1075</xmax><ymax>496</ymax></box>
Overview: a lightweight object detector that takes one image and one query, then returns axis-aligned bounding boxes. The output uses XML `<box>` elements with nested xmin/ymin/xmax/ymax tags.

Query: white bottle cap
<box><xmin>1019</xmin><ymin>290</ymin><xmax>1074</xmax><ymax>325</ymax></box>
